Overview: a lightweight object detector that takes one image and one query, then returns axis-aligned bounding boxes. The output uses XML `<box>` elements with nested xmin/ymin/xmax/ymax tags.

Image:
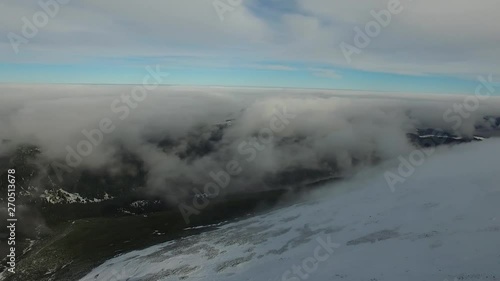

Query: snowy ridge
<box><xmin>80</xmin><ymin>139</ymin><xmax>500</xmax><ymax>281</ymax></box>
<box><xmin>41</xmin><ymin>189</ymin><xmax>113</xmax><ymax>204</ymax></box>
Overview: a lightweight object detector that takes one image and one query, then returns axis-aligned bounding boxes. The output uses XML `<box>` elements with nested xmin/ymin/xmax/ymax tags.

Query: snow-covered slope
<box><xmin>81</xmin><ymin>139</ymin><xmax>500</xmax><ymax>281</ymax></box>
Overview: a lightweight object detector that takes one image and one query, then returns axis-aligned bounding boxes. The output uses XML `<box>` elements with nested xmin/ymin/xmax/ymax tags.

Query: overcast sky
<box><xmin>1</xmin><ymin>0</ymin><xmax>499</xmax><ymax>93</ymax></box>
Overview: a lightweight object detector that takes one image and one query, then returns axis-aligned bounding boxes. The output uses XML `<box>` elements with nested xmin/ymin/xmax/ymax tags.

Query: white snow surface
<box><xmin>81</xmin><ymin>139</ymin><xmax>500</xmax><ymax>281</ymax></box>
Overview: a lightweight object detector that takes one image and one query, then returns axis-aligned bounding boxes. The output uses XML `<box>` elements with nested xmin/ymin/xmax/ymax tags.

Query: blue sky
<box><xmin>1</xmin><ymin>0</ymin><xmax>498</xmax><ymax>94</ymax></box>
<box><xmin>0</xmin><ymin>62</ymin><xmax>483</xmax><ymax>94</ymax></box>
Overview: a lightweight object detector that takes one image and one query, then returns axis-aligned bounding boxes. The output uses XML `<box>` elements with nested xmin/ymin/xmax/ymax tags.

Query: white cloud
<box><xmin>1</xmin><ymin>84</ymin><xmax>499</xmax><ymax>202</ymax></box>
<box><xmin>1</xmin><ymin>0</ymin><xmax>499</xmax><ymax>78</ymax></box>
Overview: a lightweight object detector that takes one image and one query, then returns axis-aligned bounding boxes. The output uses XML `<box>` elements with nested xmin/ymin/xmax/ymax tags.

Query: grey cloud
<box><xmin>1</xmin><ymin>85</ymin><xmax>499</xmax><ymax>203</ymax></box>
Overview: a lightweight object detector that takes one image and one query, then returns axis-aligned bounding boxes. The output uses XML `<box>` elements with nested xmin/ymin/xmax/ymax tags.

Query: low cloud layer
<box><xmin>1</xmin><ymin>85</ymin><xmax>499</xmax><ymax>202</ymax></box>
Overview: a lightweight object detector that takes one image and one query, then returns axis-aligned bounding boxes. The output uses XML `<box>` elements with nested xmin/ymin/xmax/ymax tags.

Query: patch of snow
<box><xmin>41</xmin><ymin>189</ymin><xmax>114</xmax><ymax>204</ymax></box>
<box><xmin>183</xmin><ymin>221</ymin><xmax>229</xmax><ymax>231</ymax></box>
<box><xmin>130</xmin><ymin>200</ymin><xmax>149</xmax><ymax>208</ymax></box>
<box><xmin>22</xmin><ymin>239</ymin><xmax>36</xmax><ymax>255</ymax></box>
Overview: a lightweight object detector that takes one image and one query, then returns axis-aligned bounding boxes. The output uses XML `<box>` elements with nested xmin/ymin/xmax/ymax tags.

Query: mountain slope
<box><xmin>81</xmin><ymin>139</ymin><xmax>500</xmax><ymax>281</ymax></box>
